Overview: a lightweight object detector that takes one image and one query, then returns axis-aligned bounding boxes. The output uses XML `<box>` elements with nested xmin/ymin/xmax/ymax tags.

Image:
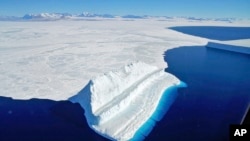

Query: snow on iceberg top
<box><xmin>89</xmin><ymin>61</ymin><xmax>158</xmax><ymax>113</ymax></box>
<box><xmin>69</xmin><ymin>61</ymin><xmax>181</xmax><ymax>140</ymax></box>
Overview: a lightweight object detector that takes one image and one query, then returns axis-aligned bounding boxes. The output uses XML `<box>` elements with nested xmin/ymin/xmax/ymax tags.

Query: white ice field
<box><xmin>2</xmin><ymin>19</ymin><xmax>247</xmax><ymax>100</ymax></box>
<box><xmin>1</xmin><ymin>18</ymin><xmax>250</xmax><ymax>140</ymax></box>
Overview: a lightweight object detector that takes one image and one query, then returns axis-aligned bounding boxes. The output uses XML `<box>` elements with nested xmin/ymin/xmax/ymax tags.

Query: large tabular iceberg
<box><xmin>69</xmin><ymin>61</ymin><xmax>181</xmax><ymax>140</ymax></box>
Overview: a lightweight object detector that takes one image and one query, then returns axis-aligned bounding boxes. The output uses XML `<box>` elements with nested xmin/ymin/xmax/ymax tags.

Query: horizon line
<box><xmin>1</xmin><ymin>12</ymin><xmax>249</xmax><ymax>20</ymax></box>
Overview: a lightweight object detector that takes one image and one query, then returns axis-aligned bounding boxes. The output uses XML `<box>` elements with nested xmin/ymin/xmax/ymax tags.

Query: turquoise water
<box><xmin>131</xmin><ymin>82</ymin><xmax>187</xmax><ymax>141</ymax></box>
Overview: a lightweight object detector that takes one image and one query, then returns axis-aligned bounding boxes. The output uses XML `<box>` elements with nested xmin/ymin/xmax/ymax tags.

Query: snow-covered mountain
<box><xmin>21</xmin><ymin>12</ymin><xmax>116</xmax><ymax>20</ymax></box>
<box><xmin>22</xmin><ymin>13</ymin><xmax>70</xmax><ymax>20</ymax></box>
<box><xmin>0</xmin><ymin>12</ymin><xmax>245</xmax><ymax>22</ymax></box>
<box><xmin>78</xmin><ymin>12</ymin><xmax>115</xmax><ymax>18</ymax></box>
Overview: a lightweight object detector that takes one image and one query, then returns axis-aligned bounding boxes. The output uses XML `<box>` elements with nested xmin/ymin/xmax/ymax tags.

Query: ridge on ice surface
<box><xmin>70</xmin><ymin>61</ymin><xmax>180</xmax><ymax>140</ymax></box>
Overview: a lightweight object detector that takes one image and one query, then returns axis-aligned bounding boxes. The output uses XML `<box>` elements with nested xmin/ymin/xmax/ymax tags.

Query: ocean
<box><xmin>145</xmin><ymin>45</ymin><xmax>250</xmax><ymax>141</ymax></box>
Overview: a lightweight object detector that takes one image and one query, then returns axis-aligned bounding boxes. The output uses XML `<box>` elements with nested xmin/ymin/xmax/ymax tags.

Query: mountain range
<box><xmin>0</xmin><ymin>12</ymin><xmax>243</xmax><ymax>22</ymax></box>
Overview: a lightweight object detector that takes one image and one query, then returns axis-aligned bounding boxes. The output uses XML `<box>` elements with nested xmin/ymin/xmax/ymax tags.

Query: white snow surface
<box><xmin>69</xmin><ymin>61</ymin><xmax>180</xmax><ymax>140</ymax></box>
<box><xmin>0</xmin><ymin>19</ymin><xmax>249</xmax><ymax>100</ymax></box>
<box><xmin>1</xmin><ymin>17</ymin><xmax>250</xmax><ymax>141</ymax></box>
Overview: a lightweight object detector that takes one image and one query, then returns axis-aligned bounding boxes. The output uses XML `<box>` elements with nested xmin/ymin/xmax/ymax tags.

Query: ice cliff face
<box><xmin>69</xmin><ymin>61</ymin><xmax>180</xmax><ymax>140</ymax></box>
<box><xmin>207</xmin><ymin>42</ymin><xmax>250</xmax><ymax>54</ymax></box>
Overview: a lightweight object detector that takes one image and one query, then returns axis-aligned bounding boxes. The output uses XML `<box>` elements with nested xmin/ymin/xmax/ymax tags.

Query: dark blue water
<box><xmin>0</xmin><ymin>97</ymin><xmax>109</xmax><ymax>141</ymax></box>
<box><xmin>169</xmin><ymin>26</ymin><xmax>250</xmax><ymax>41</ymax></box>
<box><xmin>145</xmin><ymin>46</ymin><xmax>250</xmax><ymax>141</ymax></box>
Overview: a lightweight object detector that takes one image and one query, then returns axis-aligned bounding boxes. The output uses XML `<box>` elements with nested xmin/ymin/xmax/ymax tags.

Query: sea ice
<box><xmin>70</xmin><ymin>61</ymin><xmax>181</xmax><ymax>140</ymax></box>
<box><xmin>0</xmin><ymin>19</ymin><xmax>212</xmax><ymax>100</ymax></box>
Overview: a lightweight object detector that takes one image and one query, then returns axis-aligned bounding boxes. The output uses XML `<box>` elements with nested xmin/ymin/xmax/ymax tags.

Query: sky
<box><xmin>0</xmin><ymin>0</ymin><xmax>249</xmax><ymax>18</ymax></box>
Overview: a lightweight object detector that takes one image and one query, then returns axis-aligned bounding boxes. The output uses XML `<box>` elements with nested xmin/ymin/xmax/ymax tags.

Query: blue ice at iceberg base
<box><xmin>131</xmin><ymin>81</ymin><xmax>187</xmax><ymax>141</ymax></box>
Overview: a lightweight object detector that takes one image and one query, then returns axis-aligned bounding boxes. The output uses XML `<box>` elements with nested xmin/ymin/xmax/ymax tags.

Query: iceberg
<box><xmin>69</xmin><ymin>61</ymin><xmax>181</xmax><ymax>140</ymax></box>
